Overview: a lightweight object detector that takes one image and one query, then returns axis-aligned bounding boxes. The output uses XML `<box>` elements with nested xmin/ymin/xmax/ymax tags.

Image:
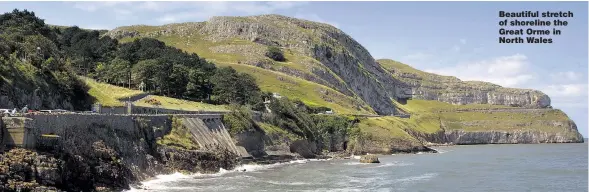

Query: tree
<box><xmin>108</xmin><ymin>58</ymin><xmax>131</xmax><ymax>87</ymax></box>
<box><xmin>211</xmin><ymin>67</ymin><xmax>262</xmax><ymax>105</ymax></box>
<box><xmin>132</xmin><ymin>59</ymin><xmax>159</xmax><ymax>92</ymax></box>
<box><xmin>265</xmin><ymin>46</ymin><xmax>285</xmax><ymax>62</ymax></box>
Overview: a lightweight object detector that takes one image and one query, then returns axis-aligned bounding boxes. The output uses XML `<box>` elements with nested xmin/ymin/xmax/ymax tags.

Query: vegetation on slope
<box><xmin>0</xmin><ymin>9</ymin><xmax>92</xmax><ymax>110</ymax></box>
<box><xmin>134</xmin><ymin>95</ymin><xmax>227</xmax><ymax>112</ymax></box>
<box><xmin>51</xmin><ymin>21</ymin><xmax>265</xmax><ymax>109</ymax></box>
<box><xmin>82</xmin><ymin>77</ymin><xmax>143</xmax><ymax>107</ymax></box>
<box><xmin>108</xmin><ymin>19</ymin><xmax>375</xmax><ymax>116</ymax></box>
<box><xmin>377</xmin><ymin>59</ymin><xmax>543</xmax><ymax>95</ymax></box>
<box><xmin>156</xmin><ymin>116</ymin><xmax>199</xmax><ymax>150</ymax></box>
<box><xmin>396</xmin><ymin>99</ymin><xmax>573</xmax><ymax>133</ymax></box>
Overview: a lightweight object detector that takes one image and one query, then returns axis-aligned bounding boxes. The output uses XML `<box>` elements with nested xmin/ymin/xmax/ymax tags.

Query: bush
<box><xmin>223</xmin><ymin>104</ymin><xmax>257</xmax><ymax>135</ymax></box>
<box><xmin>265</xmin><ymin>46</ymin><xmax>285</xmax><ymax>62</ymax></box>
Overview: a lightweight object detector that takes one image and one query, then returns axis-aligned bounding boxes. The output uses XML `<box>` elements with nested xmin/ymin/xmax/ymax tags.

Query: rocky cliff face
<box><xmin>106</xmin><ymin>15</ymin><xmax>399</xmax><ymax>115</ymax></box>
<box><xmin>0</xmin><ymin>115</ymin><xmax>237</xmax><ymax>191</ymax></box>
<box><xmin>105</xmin><ymin>14</ymin><xmax>582</xmax><ymax>152</ymax></box>
<box><xmin>400</xmin><ymin>114</ymin><xmax>584</xmax><ymax>146</ymax></box>
<box><xmin>378</xmin><ymin>59</ymin><xmax>551</xmax><ymax>108</ymax></box>
<box><xmin>443</xmin><ymin>119</ymin><xmax>584</xmax><ymax>144</ymax></box>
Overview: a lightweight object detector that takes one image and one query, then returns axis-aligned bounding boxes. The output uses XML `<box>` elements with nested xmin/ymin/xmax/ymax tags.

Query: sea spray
<box><xmin>126</xmin><ymin>158</ymin><xmax>328</xmax><ymax>191</ymax></box>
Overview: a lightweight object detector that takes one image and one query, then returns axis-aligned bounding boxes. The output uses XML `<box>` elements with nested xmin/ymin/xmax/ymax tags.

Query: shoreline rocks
<box><xmin>359</xmin><ymin>154</ymin><xmax>380</xmax><ymax>163</ymax></box>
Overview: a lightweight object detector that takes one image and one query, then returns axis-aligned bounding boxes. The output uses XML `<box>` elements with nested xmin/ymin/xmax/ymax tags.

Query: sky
<box><xmin>1</xmin><ymin>1</ymin><xmax>587</xmax><ymax>137</ymax></box>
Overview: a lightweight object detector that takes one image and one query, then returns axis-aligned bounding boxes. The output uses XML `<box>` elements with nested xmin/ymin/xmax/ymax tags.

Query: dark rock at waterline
<box><xmin>359</xmin><ymin>154</ymin><xmax>380</xmax><ymax>163</ymax></box>
<box><xmin>158</xmin><ymin>146</ymin><xmax>239</xmax><ymax>174</ymax></box>
<box><xmin>289</xmin><ymin>140</ymin><xmax>318</xmax><ymax>158</ymax></box>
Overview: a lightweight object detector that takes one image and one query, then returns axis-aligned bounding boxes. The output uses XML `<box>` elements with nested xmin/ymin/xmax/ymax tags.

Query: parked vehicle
<box><xmin>0</xmin><ymin>109</ymin><xmax>11</xmax><ymax>116</ymax></box>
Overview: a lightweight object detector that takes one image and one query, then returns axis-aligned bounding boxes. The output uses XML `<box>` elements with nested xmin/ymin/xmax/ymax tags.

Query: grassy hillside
<box><xmin>377</xmin><ymin>59</ymin><xmax>542</xmax><ymax>95</ymax></box>
<box><xmin>103</xmin><ymin>15</ymin><xmax>580</xmax><ymax>148</ymax></box>
<box><xmin>82</xmin><ymin>77</ymin><xmax>144</xmax><ymax>107</ymax></box>
<box><xmin>134</xmin><ymin>95</ymin><xmax>228</xmax><ymax>112</ymax></box>
<box><xmin>396</xmin><ymin>99</ymin><xmax>572</xmax><ymax>133</ymax></box>
<box><xmin>83</xmin><ymin>77</ymin><xmax>227</xmax><ymax>111</ymax></box>
<box><xmin>109</xmin><ymin>22</ymin><xmax>375</xmax><ymax>115</ymax></box>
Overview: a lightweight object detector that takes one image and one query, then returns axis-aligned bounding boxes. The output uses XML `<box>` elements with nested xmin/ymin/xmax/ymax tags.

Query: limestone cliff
<box><xmin>106</xmin><ymin>15</ymin><xmax>398</xmax><ymax>115</ymax></box>
<box><xmin>104</xmin><ymin>14</ymin><xmax>582</xmax><ymax>151</ymax></box>
<box><xmin>0</xmin><ymin>115</ymin><xmax>237</xmax><ymax>191</ymax></box>
<box><xmin>378</xmin><ymin>59</ymin><xmax>551</xmax><ymax>108</ymax></box>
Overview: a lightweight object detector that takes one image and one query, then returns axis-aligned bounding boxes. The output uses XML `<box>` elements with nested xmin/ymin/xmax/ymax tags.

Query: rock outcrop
<box><xmin>0</xmin><ymin>115</ymin><xmax>238</xmax><ymax>191</ymax></box>
<box><xmin>359</xmin><ymin>154</ymin><xmax>380</xmax><ymax>163</ymax></box>
<box><xmin>103</xmin><ymin>14</ymin><xmax>583</xmax><ymax>154</ymax></box>
<box><xmin>378</xmin><ymin>59</ymin><xmax>551</xmax><ymax>108</ymax></box>
<box><xmin>106</xmin><ymin>15</ymin><xmax>400</xmax><ymax>115</ymax></box>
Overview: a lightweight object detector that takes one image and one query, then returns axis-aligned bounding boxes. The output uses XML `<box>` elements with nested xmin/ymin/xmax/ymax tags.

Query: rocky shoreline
<box><xmin>4</xmin><ymin>138</ymin><xmax>585</xmax><ymax>191</ymax></box>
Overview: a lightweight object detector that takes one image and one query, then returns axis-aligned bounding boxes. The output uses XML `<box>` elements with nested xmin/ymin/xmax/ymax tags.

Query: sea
<box><xmin>129</xmin><ymin>142</ymin><xmax>588</xmax><ymax>192</ymax></box>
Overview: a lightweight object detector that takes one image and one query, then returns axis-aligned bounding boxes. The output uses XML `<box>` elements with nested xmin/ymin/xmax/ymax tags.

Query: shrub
<box><xmin>265</xmin><ymin>46</ymin><xmax>285</xmax><ymax>62</ymax></box>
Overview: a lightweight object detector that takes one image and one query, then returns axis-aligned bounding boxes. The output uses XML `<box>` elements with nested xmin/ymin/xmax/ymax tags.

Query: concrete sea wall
<box><xmin>0</xmin><ymin>114</ymin><xmax>246</xmax><ymax>157</ymax></box>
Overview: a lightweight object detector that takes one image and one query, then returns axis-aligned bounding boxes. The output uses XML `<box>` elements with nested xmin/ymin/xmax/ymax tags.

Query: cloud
<box><xmin>293</xmin><ymin>13</ymin><xmax>339</xmax><ymax>28</ymax></box>
<box><xmin>70</xmin><ymin>1</ymin><xmax>307</xmax><ymax>24</ymax></box>
<box><xmin>402</xmin><ymin>52</ymin><xmax>432</xmax><ymax>62</ymax></box>
<box><xmin>550</xmin><ymin>71</ymin><xmax>582</xmax><ymax>81</ymax></box>
<box><xmin>452</xmin><ymin>45</ymin><xmax>460</xmax><ymax>52</ymax></box>
<box><xmin>425</xmin><ymin>54</ymin><xmax>535</xmax><ymax>87</ymax></box>
<box><xmin>460</xmin><ymin>38</ymin><xmax>467</xmax><ymax>44</ymax></box>
<box><xmin>71</xmin><ymin>2</ymin><xmax>130</xmax><ymax>12</ymax></box>
<box><xmin>82</xmin><ymin>25</ymin><xmax>112</xmax><ymax>30</ymax></box>
<box><xmin>542</xmin><ymin>84</ymin><xmax>588</xmax><ymax>97</ymax></box>
<box><xmin>155</xmin><ymin>2</ymin><xmax>306</xmax><ymax>23</ymax></box>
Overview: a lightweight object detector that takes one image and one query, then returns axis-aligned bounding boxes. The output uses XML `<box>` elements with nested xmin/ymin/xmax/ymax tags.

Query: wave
<box><xmin>343</xmin><ymin>162</ymin><xmax>371</xmax><ymax>166</ymax></box>
<box><xmin>373</xmin><ymin>161</ymin><xmax>414</xmax><ymax>168</ymax></box>
<box><xmin>265</xmin><ymin>180</ymin><xmax>312</xmax><ymax>186</ymax></box>
<box><xmin>394</xmin><ymin>173</ymin><xmax>438</xmax><ymax>183</ymax></box>
<box><xmin>125</xmin><ymin>159</ymin><xmax>324</xmax><ymax>191</ymax></box>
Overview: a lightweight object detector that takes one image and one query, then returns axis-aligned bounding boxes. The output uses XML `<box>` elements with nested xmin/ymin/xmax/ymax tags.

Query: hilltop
<box><xmin>0</xmin><ymin>10</ymin><xmax>583</xmax><ymax>192</ymax></box>
<box><xmin>105</xmin><ymin>14</ymin><xmax>583</xmax><ymax>149</ymax></box>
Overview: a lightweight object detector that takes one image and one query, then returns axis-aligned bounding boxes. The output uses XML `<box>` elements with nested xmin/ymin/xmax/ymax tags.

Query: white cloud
<box><xmin>82</xmin><ymin>25</ymin><xmax>111</xmax><ymax>30</ymax></box>
<box><xmin>452</xmin><ymin>45</ymin><xmax>460</xmax><ymax>52</ymax></box>
<box><xmin>542</xmin><ymin>84</ymin><xmax>588</xmax><ymax>97</ymax></box>
<box><xmin>425</xmin><ymin>54</ymin><xmax>535</xmax><ymax>87</ymax></box>
<box><xmin>294</xmin><ymin>13</ymin><xmax>339</xmax><ymax>28</ymax></box>
<box><xmin>70</xmin><ymin>1</ymin><xmax>306</xmax><ymax>24</ymax></box>
<box><xmin>460</xmin><ymin>38</ymin><xmax>467</xmax><ymax>44</ymax></box>
<box><xmin>402</xmin><ymin>52</ymin><xmax>432</xmax><ymax>62</ymax></box>
<box><xmin>155</xmin><ymin>2</ymin><xmax>306</xmax><ymax>23</ymax></box>
<box><xmin>550</xmin><ymin>71</ymin><xmax>582</xmax><ymax>81</ymax></box>
<box><xmin>71</xmin><ymin>2</ymin><xmax>130</xmax><ymax>12</ymax></box>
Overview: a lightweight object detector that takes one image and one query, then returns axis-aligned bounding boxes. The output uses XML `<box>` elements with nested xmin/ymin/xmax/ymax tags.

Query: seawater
<box><xmin>128</xmin><ymin>143</ymin><xmax>588</xmax><ymax>192</ymax></box>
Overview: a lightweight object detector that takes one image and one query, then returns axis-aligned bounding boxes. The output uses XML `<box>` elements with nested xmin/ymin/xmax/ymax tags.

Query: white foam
<box><xmin>394</xmin><ymin>173</ymin><xmax>438</xmax><ymax>183</ymax></box>
<box><xmin>265</xmin><ymin>180</ymin><xmax>312</xmax><ymax>186</ymax></box>
<box><xmin>373</xmin><ymin>161</ymin><xmax>414</xmax><ymax>168</ymax></box>
<box><xmin>343</xmin><ymin>161</ymin><xmax>370</xmax><ymax>165</ymax></box>
<box><xmin>435</xmin><ymin>149</ymin><xmax>452</xmax><ymax>154</ymax></box>
<box><xmin>127</xmin><ymin>158</ymin><xmax>320</xmax><ymax>191</ymax></box>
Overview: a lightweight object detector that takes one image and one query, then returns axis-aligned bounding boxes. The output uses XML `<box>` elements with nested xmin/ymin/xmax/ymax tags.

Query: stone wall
<box><xmin>95</xmin><ymin>104</ymin><xmax>228</xmax><ymax>115</ymax></box>
<box><xmin>0</xmin><ymin>117</ymin><xmax>35</xmax><ymax>149</ymax></box>
<box><xmin>0</xmin><ymin>113</ymin><xmax>232</xmax><ymax>152</ymax></box>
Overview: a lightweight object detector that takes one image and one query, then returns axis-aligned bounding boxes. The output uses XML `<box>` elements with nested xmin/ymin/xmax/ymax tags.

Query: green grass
<box><xmin>355</xmin><ymin>117</ymin><xmax>423</xmax><ymax>145</ymax></box>
<box><xmin>157</xmin><ymin>117</ymin><xmax>199</xmax><ymax>150</ymax></box>
<box><xmin>394</xmin><ymin>99</ymin><xmax>572</xmax><ymax>133</ymax></box>
<box><xmin>258</xmin><ymin>122</ymin><xmax>302</xmax><ymax>142</ymax></box>
<box><xmin>113</xmin><ymin>21</ymin><xmax>371</xmax><ymax>115</ymax></box>
<box><xmin>82</xmin><ymin>77</ymin><xmax>144</xmax><ymax>107</ymax></box>
<box><xmin>134</xmin><ymin>95</ymin><xmax>228</xmax><ymax>112</ymax></box>
<box><xmin>83</xmin><ymin>77</ymin><xmax>227</xmax><ymax>111</ymax></box>
<box><xmin>214</xmin><ymin>61</ymin><xmax>374</xmax><ymax>115</ymax></box>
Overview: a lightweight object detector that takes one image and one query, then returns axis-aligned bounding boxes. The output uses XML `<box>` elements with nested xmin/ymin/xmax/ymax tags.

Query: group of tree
<box><xmin>1</xmin><ymin>9</ymin><xmax>263</xmax><ymax>108</ymax></box>
<box><xmin>0</xmin><ymin>9</ymin><xmax>91</xmax><ymax>110</ymax></box>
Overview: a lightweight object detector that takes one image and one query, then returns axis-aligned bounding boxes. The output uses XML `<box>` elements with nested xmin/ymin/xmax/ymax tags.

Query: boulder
<box><xmin>359</xmin><ymin>154</ymin><xmax>380</xmax><ymax>163</ymax></box>
<box><xmin>289</xmin><ymin>140</ymin><xmax>317</xmax><ymax>158</ymax></box>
